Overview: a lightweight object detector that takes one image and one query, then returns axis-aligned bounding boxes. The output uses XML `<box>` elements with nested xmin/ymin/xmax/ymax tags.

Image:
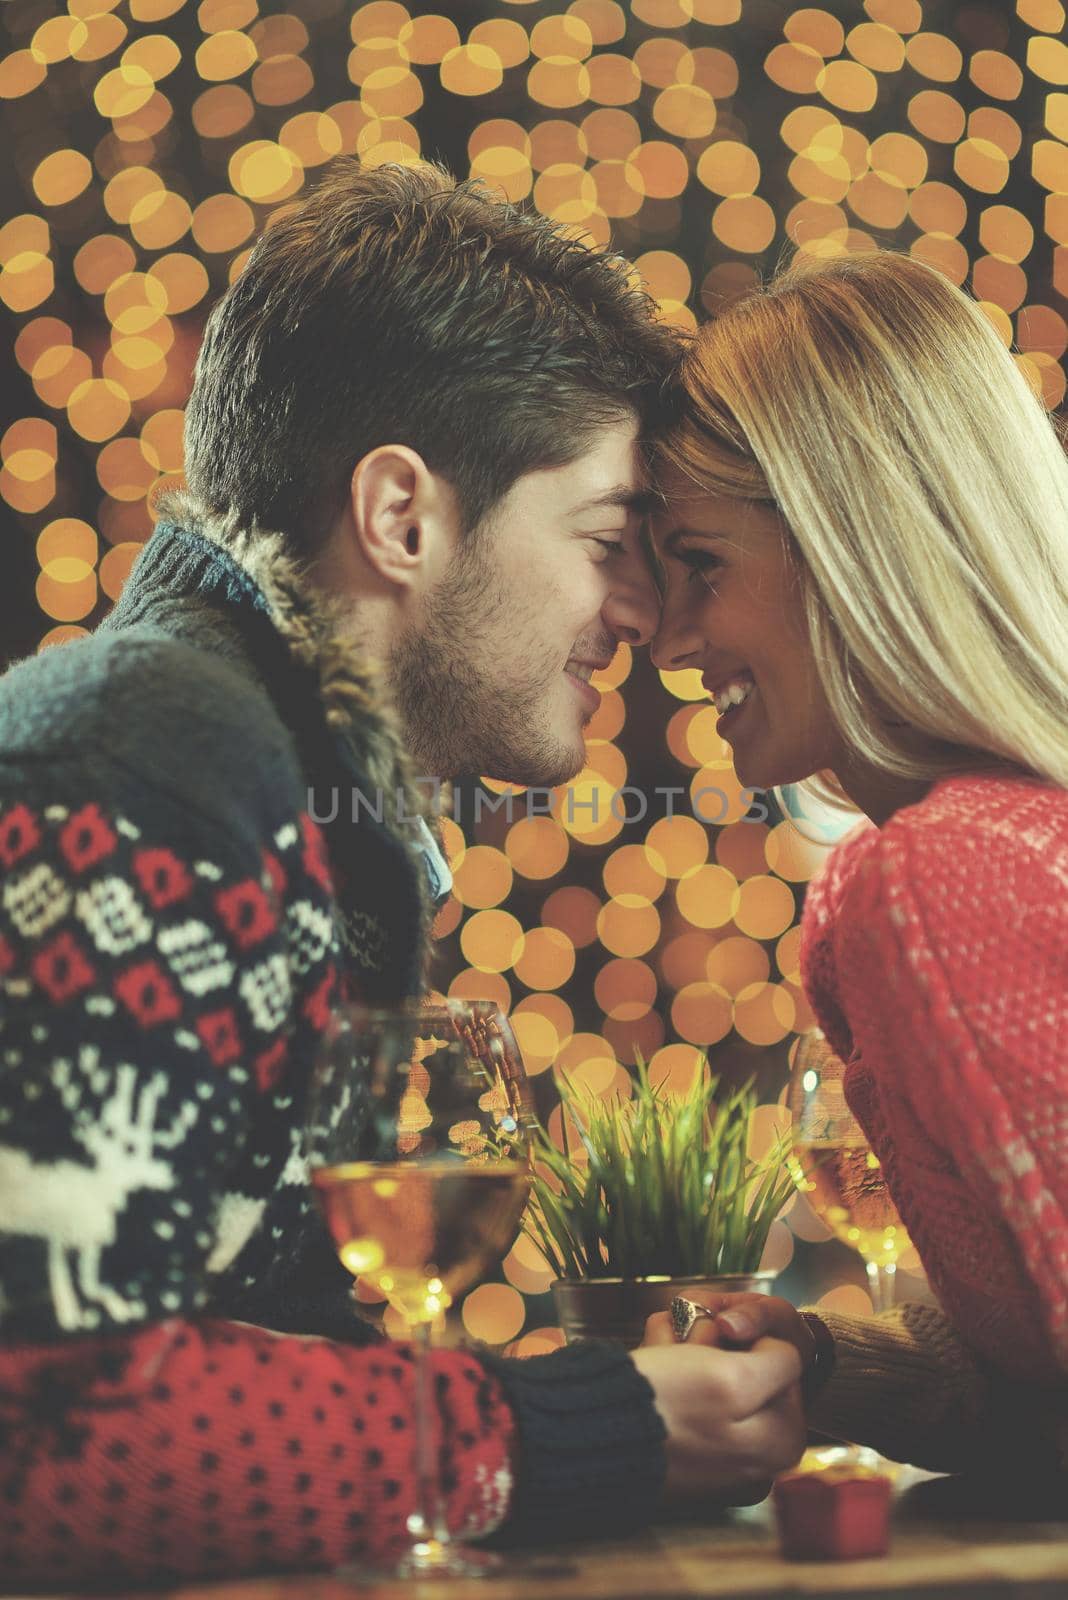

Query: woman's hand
<box><xmin>641</xmin><ymin>1292</ymin><xmax>823</xmax><ymax>1376</ymax></box>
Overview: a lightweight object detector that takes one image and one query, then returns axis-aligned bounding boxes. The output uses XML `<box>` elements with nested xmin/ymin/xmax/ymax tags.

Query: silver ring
<box><xmin>671</xmin><ymin>1295</ymin><xmax>717</xmax><ymax>1342</ymax></box>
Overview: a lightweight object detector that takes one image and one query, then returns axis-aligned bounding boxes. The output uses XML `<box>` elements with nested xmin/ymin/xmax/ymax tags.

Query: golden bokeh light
<box><xmin>654</xmin><ymin>82</ymin><xmax>716</xmax><ymax>139</ymax></box>
<box><xmin>602</xmin><ymin>844</ymin><xmax>666</xmax><ymax>903</ymax></box>
<box><xmin>585</xmin><ymin>50</ymin><xmax>640</xmax><ymax>105</ymax></box>
<box><xmin>513</xmin><ymin>926</ymin><xmax>576</xmax><ymax>990</ymax></box>
<box><xmin>67</xmin><ymin>378</ymin><xmax>131</xmax><ymax>442</ymax></box>
<box><xmin>909</xmin><ymin>180</ymin><xmax>968</xmax><ymax>235</ymax></box>
<box><xmin>505</xmin><ymin>816</ymin><xmax>570</xmax><ymax>879</ymax></box>
<box><xmin>594</xmin><ymin>957</ymin><xmax>656</xmax><ymax>1021</ymax></box>
<box><xmin>733</xmin><ymin>875</ymin><xmax>798</xmax><ymax>941</ymax></box>
<box><xmin>670</xmin><ymin>981</ymin><xmax>733</xmax><ymax>1047</ymax></box>
<box><xmin>195</xmin><ymin>29</ymin><xmax>257</xmax><ymax>83</ymax></box>
<box><xmin>431</xmin><ymin>894</ymin><xmax>462</xmax><ymax>941</ymax></box>
<box><xmin>33</xmin><ymin>348</ymin><xmax>93</xmax><ymax>411</ymax></box>
<box><xmin>541</xmin><ymin>885</ymin><xmax>602</xmax><ymax>947</ymax></box>
<box><xmin>459</xmin><ymin>908</ymin><xmax>525</xmax><ymax>973</ymax></box>
<box><xmin>675</xmin><ymin>863</ymin><xmax>738</xmax><ymax>929</ymax></box>
<box><xmin>759</xmin><ymin>1218</ymin><xmax>795</xmax><ymax>1274</ymax></box>
<box><xmin>733</xmin><ymin>980</ymin><xmax>796</xmax><ymax>1046</ymax></box>
<box><xmin>715</xmin><ymin>819</ymin><xmax>769</xmax><ymax>880</ymax></box>
<box><xmin>99</xmin><ymin>542</ymin><xmax>143</xmax><ymax>600</ymax></box>
<box><xmin>697</xmin><ymin>139</ymin><xmax>759</xmax><ymax>196</ymax></box>
<box><xmin>192</xmin><ymin>82</ymin><xmax>254</xmax><ymax>136</ymax></box>
<box><xmin>15</xmin><ymin>316</ymin><xmax>69</xmax><ymax>372</ymax></box>
<box><xmin>1027</xmin><ymin>35</ymin><xmax>1068</xmax><ymax>87</ymax></box>
<box><xmin>32</xmin><ymin>150</ymin><xmax>93</xmax><ymax>207</ymax></box>
<box><xmin>35</xmin><ymin>570</ymin><xmax>98</xmax><ymax>622</ymax></box>
<box><xmin>148</xmin><ymin>251</ymin><xmax>210</xmax><ymax>313</ymax></box>
<box><xmin>452</xmin><ymin>843</ymin><xmax>514</xmax><ymax>909</ymax></box>
<box><xmin>503</xmin><ymin>1232</ymin><xmax>557</xmax><ymax>1297</ymax></box>
<box><xmin>766</xmin><ymin>41</ymin><xmax>823</xmax><ymax>97</ymax></box>
<box><xmin>658</xmin><ymin>929</ymin><xmax>709</xmax><ymax>994</ymax></box>
<box><xmin>818</xmin><ymin>59</ymin><xmax>879</xmax><ymax>114</ymax></box>
<box><xmin>971</xmin><ymin>49</ymin><xmax>1024</xmax><ymax>101</ymax></box>
<box><xmin>508</xmin><ymin>1007</ymin><xmax>560</xmax><ymax>1077</ymax></box>
<box><xmin>596</xmin><ymin>896</ymin><xmax>661</xmax><ymax>958</ymax></box>
<box><xmin>661</xmin><ymin>707</ymin><xmax>703</xmax><ymax>768</ymax></box>
<box><xmin>775</xmin><ymin>925</ymin><xmax>802</xmax><ymax>986</ymax></box>
<box><xmin>516</xmin><ymin>991</ymin><xmax>574</xmax><ymax>1048</ymax></box>
<box><xmin>36</xmin><ymin>517</ymin><xmax>97</xmax><ymax>576</ymax></box>
<box><xmin>764</xmin><ymin>819</ymin><xmax>832</xmax><ymax>882</ymax></box>
<box><xmin>847</xmin><ymin>22</ymin><xmax>905</xmax><ymax>74</ymax></box>
<box><xmin>660</xmin><ymin>665</ymin><xmax>707</xmax><ymax>702</ymax></box>
<box><xmin>192</xmin><ymin>193</ymin><xmax>255</xmax><ymax>252</ymax></box>
<box><xmin>448</xmin><ymin>967</ymin><xmax>511</xmax><ymax>1014</ymax></box>
<box><xmin>96</xmin><ymin>436</ymin><xmax>157</xmax><ymax>500</ymax></box>
<box><xmin>908</xmin><ymin>88</ymin><xmax>966</xmax><ymax>144</ymax></box>
<box><xmin>906</xmin><ymin>32</ymin><xmax>964</xmax><ymax>84</ymax></box>
<box><xmin>714</xmin><ymin>194</ymin><xmax>777</xmax><ymax>251</ymax></box>
<box><xmin>462</xmin><ymin>1281</ymin><xmax>526</xmax><ymax>1344</ymax></box>
<box><xmin>706</xmin><ymin>934</ymin><xmax>769</xmax><ymax>997</ymax></box>
<box><xmin>955</xmin><ymin>136</ymin><xmax>1011</xmax><ymax>193</ymax></box>
<box><xmin>689</xmin><ymin>764</ymin><xmax>753</xmax><ymax>827</ymax></box>
<box><xmin>786</xmin><ymin>9</ymin><xmax>844</xmax><ymax>59</ymax></box>
<box><xmin>229</xmin><ymin>140</ymin><xmax>304</xmax><ymax>203</ymax></box>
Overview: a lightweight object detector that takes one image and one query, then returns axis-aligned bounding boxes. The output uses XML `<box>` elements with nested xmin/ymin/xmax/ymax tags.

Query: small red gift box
<box><xmin>773</xmin><ymin>1464</ymin><xmax>892</xmax><ymax>1561</ymax></box>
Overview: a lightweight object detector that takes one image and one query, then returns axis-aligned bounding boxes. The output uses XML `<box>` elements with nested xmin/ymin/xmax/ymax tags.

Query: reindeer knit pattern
<box><xmin>0</xmin><ymin>797</ymin><xmax>342</xmax><ymax>1338</ymax></box>
<box><xmin>801</xmin><ymin>773</ymin><xmax>1068</xmax><ymax>1385</ymax></box>
<box><xmin>0</xmin><ymin>517</ymin><xmax>667</xmax><ymax>1586</ymax></box>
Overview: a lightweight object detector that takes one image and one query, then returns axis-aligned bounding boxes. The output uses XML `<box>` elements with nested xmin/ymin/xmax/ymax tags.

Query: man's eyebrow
<box><xmin>572</xmin><ymin>486</ymin><xmax>660</xmax><ymax>517</ymax></box>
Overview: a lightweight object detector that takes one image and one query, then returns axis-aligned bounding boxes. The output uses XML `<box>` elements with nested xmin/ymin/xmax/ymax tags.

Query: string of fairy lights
<box><xmin>1</xmin><ymin>0</ymin><xmax>1065</xmax><ymax>1348</ymax></box>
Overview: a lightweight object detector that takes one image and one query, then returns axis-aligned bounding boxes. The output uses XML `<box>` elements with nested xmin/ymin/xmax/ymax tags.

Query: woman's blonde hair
<box><xmin>657</xmin><ymin>251</ymin><xmax>1068</xmax><ymax>795</ymax></box>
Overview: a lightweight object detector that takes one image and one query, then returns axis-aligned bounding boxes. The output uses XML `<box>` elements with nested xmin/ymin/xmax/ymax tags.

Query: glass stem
<box><xmin>407</xmin><ymin>1319</ymin><xmax>449</xmax><ymax>1555</ymax></box>
<box><xmin>866</xmin><ymin>1259</ymin><xmax>897</xmax><ymax>1314</ymax></box>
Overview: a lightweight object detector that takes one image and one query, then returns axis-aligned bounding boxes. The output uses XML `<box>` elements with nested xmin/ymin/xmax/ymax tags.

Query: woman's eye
<box><xmin>677</xmin><ymin>550</ymin><xmax>722</xmax><ymax>588</ymax></box>
<box><xmin>590</xmin><ymin>538</ymin><xmax>624</xmax><ymax>558</ymax></box>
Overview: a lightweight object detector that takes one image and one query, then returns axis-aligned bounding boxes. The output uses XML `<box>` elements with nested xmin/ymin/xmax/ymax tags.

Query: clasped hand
<box><xmin>630</xmin><ymin>1293</ymin><xmax>813</xmax><ymax>1506</ymax></box>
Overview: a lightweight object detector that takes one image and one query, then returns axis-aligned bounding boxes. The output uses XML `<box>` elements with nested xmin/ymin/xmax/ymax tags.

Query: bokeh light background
<box><xmin>2</xmin><ymin>0</ymin><xmax>1066</xmax><ymax>1352</ymax></box>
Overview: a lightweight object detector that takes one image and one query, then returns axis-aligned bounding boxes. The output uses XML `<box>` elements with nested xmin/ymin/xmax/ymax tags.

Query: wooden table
<box><xmin>57</xmin><ymin>1475</ymin><xmax>1068</xmax><ymax>1600</ymax></box>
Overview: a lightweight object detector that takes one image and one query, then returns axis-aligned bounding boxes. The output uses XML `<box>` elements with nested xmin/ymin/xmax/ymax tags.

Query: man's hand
<box><xmin>630</xmin><ymin>1336</ymin><xmax>805</xmax><ymax>1506</ymax></box>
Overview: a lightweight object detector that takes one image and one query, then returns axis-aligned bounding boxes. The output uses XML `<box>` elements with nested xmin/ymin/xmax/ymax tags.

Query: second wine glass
<box><xmin>786</xmin><ymin>1029</ymin><xmax>911</xmax><ymax>1313</ymax></box>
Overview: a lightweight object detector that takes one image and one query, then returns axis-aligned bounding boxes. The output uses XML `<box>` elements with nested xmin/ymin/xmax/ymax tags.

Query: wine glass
<box><xmin>786</xmin><ymin>1029</ymin><xmax>911</xmax><ymax>1313</ymax></box>
<box><xmin>305</xmin><ymin>999</ymin><xmax>534</xmax><ymax>1580</ymax></box>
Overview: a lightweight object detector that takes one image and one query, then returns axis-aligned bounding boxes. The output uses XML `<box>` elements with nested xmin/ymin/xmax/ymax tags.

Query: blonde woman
<box><xmin>646</xmin><ymin>251</ymin><xmax>1068</xmax><ymax>1475</ymax></box>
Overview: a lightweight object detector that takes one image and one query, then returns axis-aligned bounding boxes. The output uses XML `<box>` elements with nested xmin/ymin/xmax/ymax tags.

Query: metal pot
<box><xmin>551</xmin><ymin>1272</ymin><xmax>777</xmax><ymax>1349</ymax></box>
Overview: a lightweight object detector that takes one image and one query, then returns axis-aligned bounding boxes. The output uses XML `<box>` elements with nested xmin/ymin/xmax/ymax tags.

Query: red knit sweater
<box><xmin>801</xmin><ymin>773</ymin><xmax>1068</xmax><ymax>1383</ymax></box>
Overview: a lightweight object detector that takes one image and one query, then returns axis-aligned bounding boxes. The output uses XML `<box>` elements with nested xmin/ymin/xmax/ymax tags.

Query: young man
<box><xmin>0</xmin><ymin>159</ymin><xmax>805</xmax><ymax>1584</ymax></box>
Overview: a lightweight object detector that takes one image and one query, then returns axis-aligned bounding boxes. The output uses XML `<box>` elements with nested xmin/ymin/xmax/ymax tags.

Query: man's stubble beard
<box><xmin>388</xmin><ymin>537</ymin><xmax>584</xmax><ymax>788</ymax></box>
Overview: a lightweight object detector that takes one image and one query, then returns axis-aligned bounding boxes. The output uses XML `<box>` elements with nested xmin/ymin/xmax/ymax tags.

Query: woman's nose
<box><xmin>602</xmin><ymin>562</ymin><xmax>660</xmax><ymax>650</ymax></box>
<box><xmin>650</xmin><ymin>610</ymin><xmax>698</xmax><ymax>672</ymax></box>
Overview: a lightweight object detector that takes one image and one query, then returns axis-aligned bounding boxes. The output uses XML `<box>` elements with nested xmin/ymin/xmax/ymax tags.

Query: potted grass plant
<box><xmin>525</xmin><ymin>1055</ymin><xmax>796</xmax><ymax>1348</ymax></box>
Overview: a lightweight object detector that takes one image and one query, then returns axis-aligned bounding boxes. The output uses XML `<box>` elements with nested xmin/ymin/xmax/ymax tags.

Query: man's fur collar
<box><xmin>154</xmin><ymin>488</ymin><xmax>433</xmax><ymax>831</ymax></box>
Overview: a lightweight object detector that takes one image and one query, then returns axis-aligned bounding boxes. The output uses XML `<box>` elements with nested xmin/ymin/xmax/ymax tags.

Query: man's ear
<box><xmin>348</xmin><ymin>445</ymin><xmax>451</xmax><ymax>588</ymax></box>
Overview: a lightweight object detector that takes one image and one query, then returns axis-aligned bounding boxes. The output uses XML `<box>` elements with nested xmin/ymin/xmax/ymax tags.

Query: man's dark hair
<box><xmin>183</xmin><ymin>157</ymin><xmax>679</xmax><ymax>550</ymax></box>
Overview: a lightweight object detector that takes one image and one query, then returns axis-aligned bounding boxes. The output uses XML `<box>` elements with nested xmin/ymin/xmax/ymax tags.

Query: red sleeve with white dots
<box><xmin>0</xmin><ymin>1317</ymin><xmax>516</xmax><ymax>1586</ymax></box>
